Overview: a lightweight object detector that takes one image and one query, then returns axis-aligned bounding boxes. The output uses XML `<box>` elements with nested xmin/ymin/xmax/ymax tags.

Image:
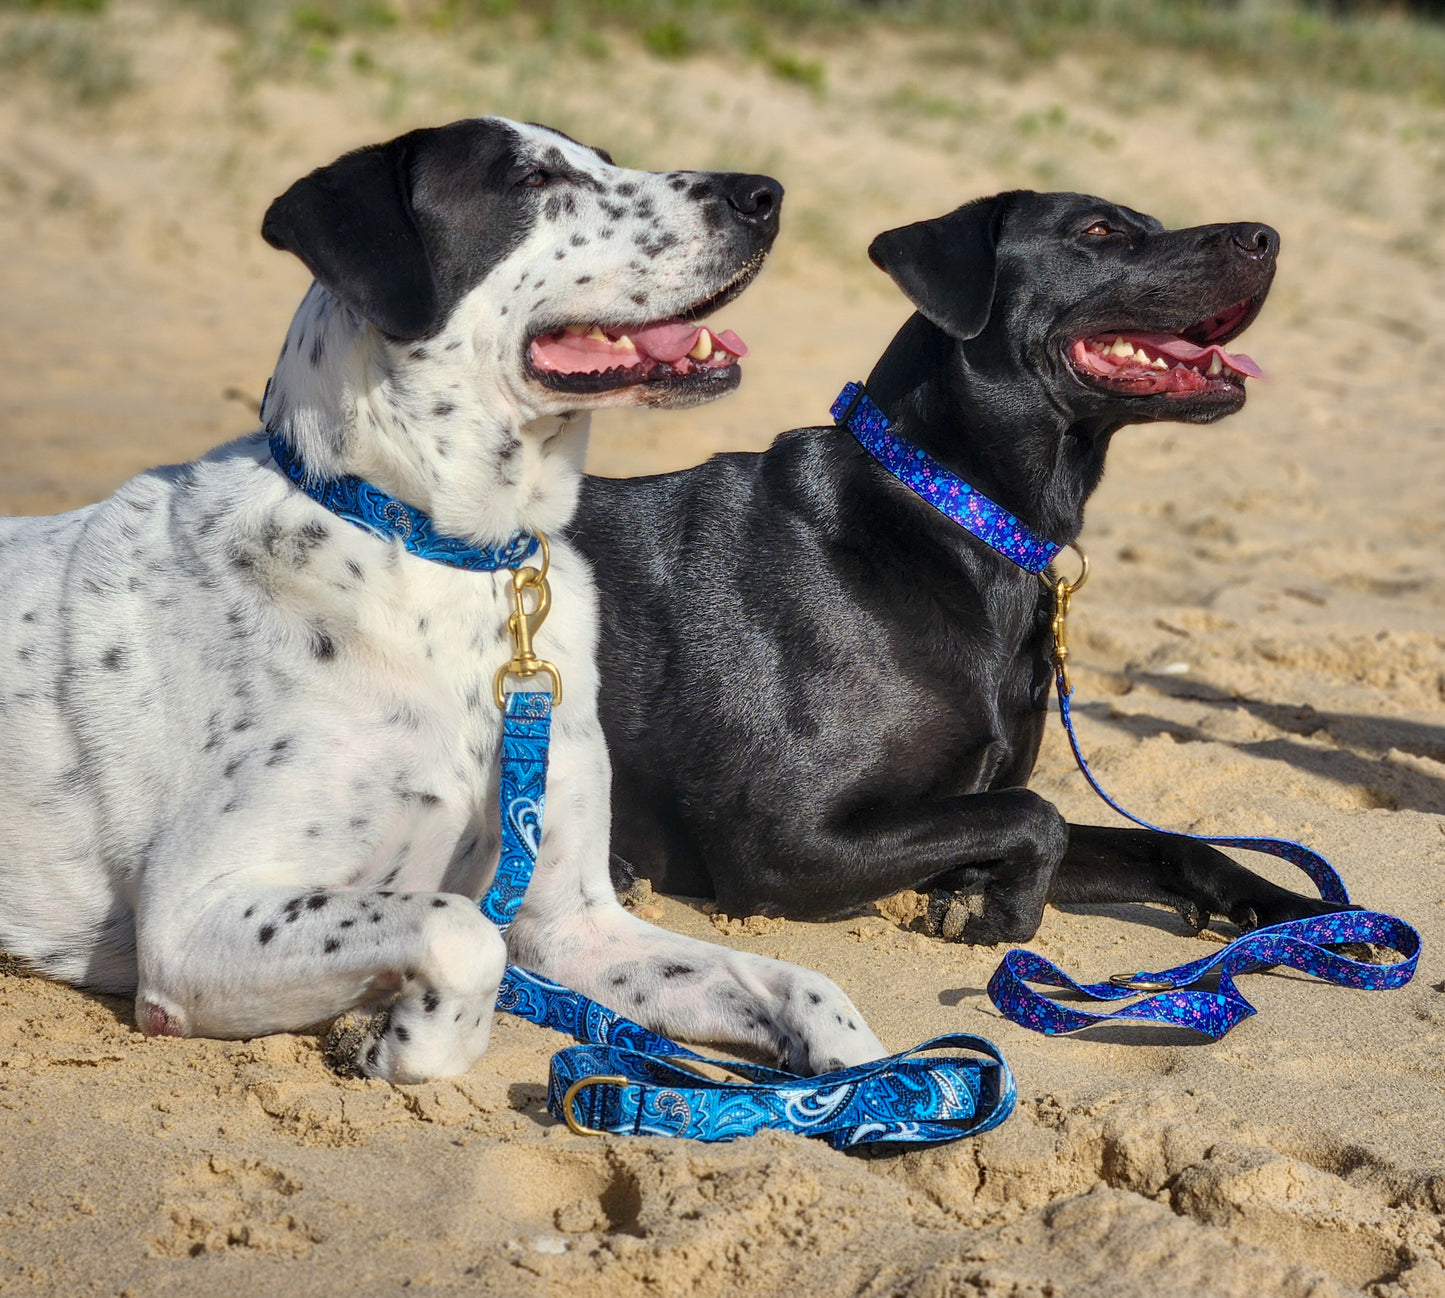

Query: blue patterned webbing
<box><xmin>984</xmin><ymin>678</ymin><xmax>1420</xmax><ymax>1036</ymax></box>
<box><xmin>831</xmin><ymin>382</ymin><xmax>1063</xmax><ymax>574</ymax></box>
<box><xmin>480</xmin><ymin>693</ymin><xmax>1016</xmax><ymax>1146</ymax></box>
<box><xmin>987</xmin><ymin>910</ymin><xmax>1419</xmax><ymax>1038</ymax></box>
<box><xmin>269</xmin><ymin>433</ymin><xmax>537</xmax><ymax>572</ymax></box>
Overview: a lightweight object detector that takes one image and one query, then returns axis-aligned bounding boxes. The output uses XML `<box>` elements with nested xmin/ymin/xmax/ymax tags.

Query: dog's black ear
<box><xmin>262</xmin><ymin>136</ymin><xmax>440</xmax><ymax>341</ymax></box>
<box><xmin>868</xmin><ymin>195</ymin><xmax>1010</xmax><ymax>341</ymax></box>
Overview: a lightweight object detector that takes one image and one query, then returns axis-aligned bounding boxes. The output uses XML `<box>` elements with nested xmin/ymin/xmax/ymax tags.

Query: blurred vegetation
<box><xmin>1</xmin><ymin>0</ymin><xmax>1444</xmax><ymax>105</ymax></box>
<box><xmin>0</xmin><ymin>4</ymin><xmax>129</xmax><ymax>103</ymax></box>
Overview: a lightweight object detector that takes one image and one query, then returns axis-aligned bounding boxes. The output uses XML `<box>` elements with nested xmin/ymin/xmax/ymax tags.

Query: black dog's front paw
<box><xmin>921</xmin><ymin>888</ymin><xmax>1044</xmax><ymax>945</ymax></box>
<box><xmin>1228</xmin><ymin>893</ymin><xmax>1357</xmax><ymax>932</ymax></box>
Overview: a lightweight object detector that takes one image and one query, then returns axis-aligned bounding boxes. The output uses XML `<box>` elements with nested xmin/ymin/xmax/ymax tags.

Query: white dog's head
<box><xmin>259</xmin><ymin>117</ymin><xmax>783</xmax><ymax>540</ymax></box>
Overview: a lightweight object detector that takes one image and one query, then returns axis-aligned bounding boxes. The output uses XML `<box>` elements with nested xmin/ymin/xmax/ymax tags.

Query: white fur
<box><xmin>0</xmin><ymin>119</ymin><xmax>886</xmax><ymax>1082</ymax></box>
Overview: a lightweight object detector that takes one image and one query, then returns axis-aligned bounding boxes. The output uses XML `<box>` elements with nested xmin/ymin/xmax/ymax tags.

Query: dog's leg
<box><xmin>711</xmin><ymin>787</ymin><xmax>1070</xmax><ymax>946</ymax></box>
<box><xmin>135</xmin><ymin>882</ymin><xmax>506</xmax><ymax>1083</ymax></box>
<box><xmin>1050</xmin><ymin>825</ymin><xmax>1352</xmax><ymax>931</ymax></box>
<box><xmin>505</xmin><ymin>720</ymin><xmax>888</xmax><ymax>1075</ymax></box>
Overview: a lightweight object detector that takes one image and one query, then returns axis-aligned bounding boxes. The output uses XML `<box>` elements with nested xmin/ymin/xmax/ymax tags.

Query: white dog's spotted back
<box><xmin>0</xmin><ymin>117</ymin><xmax>884</xmax><ymax>1083</ymax></box>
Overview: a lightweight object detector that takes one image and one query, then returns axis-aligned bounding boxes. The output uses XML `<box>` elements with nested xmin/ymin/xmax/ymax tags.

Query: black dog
<box><xmin>570</xmin><ymin>190</ymin><xmax>1343</xmax><ymax>944</ymax></box>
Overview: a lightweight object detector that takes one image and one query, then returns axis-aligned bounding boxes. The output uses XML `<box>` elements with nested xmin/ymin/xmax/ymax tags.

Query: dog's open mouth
<box><xmin>528</xmin><ymin>319</ymin><xmax>747</xmax><ymax>392</ymax></box>
<box><xmin>1068</xmin><ymin>298</ymin><xmax>1265</xmax><ymax>397</ymax></box>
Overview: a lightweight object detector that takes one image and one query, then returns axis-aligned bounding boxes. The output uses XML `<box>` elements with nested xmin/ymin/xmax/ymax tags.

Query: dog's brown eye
<box><xmin>1084</xmin><ymin>222</ymin><xmax>1114</xmax><ymax>237</ymax></box>
<box><xmin>521</xmin><ymin>170</ymin><xmax>550</xmax><ymax>189</ymax></box>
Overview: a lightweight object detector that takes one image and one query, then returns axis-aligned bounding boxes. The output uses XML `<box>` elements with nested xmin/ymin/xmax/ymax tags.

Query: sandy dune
<box><xmin>1</xmin><ymin>8</ymin><xmax>1443</xmax><ymax>1295</ymax></box>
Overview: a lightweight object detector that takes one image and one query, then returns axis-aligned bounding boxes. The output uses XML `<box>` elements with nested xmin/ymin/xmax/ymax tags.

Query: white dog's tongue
<box><xmin>528</xmin><ymin>322</ymin><xmax>750</xmax><ymax>375</ymax></box>
<box><xmin>629</xmin><ymin>322</ymin><xmax>748</xmax><ymax>363</ymax></box>
<box><xmin>1132</xmin><ymin>333</ymin><xmax>1265</xmax><ymax>379</ymax></box>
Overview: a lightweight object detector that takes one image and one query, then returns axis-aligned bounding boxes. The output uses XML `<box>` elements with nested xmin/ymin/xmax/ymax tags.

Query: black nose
<box><xmin>722</xmin><ymin>174</ymin><xmax>783</xmax><ymax>231</ymax></box>
<box><xmin>1230</xmin><ymin>223</ymin><xmax>1279</xmax><ymax>260</ymax></box>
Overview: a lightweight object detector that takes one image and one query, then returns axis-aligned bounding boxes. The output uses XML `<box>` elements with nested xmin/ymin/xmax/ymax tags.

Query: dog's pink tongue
<box><xmin>1134</xmin><ymin>333</ymin><xmax>1266</xmax><ymax>380</ymax></box>
<box><xmin>629</xmin><ymin>322</ymin><xmax>748</xmax><ymax>363</ymax></box>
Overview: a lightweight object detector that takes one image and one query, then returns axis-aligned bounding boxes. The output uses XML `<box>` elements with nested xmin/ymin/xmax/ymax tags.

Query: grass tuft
<box><xmin>0</xmin><ymin>15</ymin><xmax>132</xmax><ymax>103</ymax></box>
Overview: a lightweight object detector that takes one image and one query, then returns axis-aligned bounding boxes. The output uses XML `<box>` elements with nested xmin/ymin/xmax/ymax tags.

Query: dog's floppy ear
<box><xmin>262</xmin><ymin>136</ymin><xmax>440</xmax><ymax>341</ymax></box>
<box><xmin>868</xmin><ymin>194</ymin><xmax>1011</xmax><ymax>341</ymax></box>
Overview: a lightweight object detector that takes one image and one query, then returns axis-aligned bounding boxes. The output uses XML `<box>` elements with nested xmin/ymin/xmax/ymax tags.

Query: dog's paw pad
<box><xmin>920</xmin><ymin>890</ymin><xmax>950</xmax><ymax>938</ymax></box>
<box><xmin>923</xmin><ymin>890</ymin><xmax>984</xmax><ymax>942</ymax></box>
<box><xmin>1174</xmin><ymin>898</ymin><xmax>1208</xmax><ymax>934</ymax></box>
<box><xmin>323</xmin><ymin>1010</ymin><xmax>389</xmax><ymax>1077</ymax></box>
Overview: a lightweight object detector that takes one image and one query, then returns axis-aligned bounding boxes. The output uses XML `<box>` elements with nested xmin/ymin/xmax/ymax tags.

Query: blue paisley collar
<box><xmin>268</xmin><ymin>433</ymin><xmax>538</xmax><ymax>572</ymax></box>
<box><xmin>831</xmin><ymin>382</ymin><xmax>1062</xmax><ymax>575</ymax></box>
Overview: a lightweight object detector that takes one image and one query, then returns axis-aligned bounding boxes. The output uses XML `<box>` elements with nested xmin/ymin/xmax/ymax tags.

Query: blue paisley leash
<box><xmin>832</xmin><ymin>382</ymin><xmax>1420</xmax><ymax>1038</ymax></box>
<box><xmin>482</xmin><ymin>677</ymin><xmax>1015</xmax><ymax>1147</ymax></box>
<box><xmin>271</xmin><ymin>431</ymin><xmax>1017</xmax><ymax>1145</ymax></box>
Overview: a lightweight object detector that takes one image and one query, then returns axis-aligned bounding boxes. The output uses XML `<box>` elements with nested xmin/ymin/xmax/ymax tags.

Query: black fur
<box><xmin>571</xmin><ymin>190</ymin><xmax>1341</xmax><ymax>945</ymax></box>
<box><xmin>262</xmin><ymin>120</ymin><xmax>540</xmax><ymax>341</ymax></box>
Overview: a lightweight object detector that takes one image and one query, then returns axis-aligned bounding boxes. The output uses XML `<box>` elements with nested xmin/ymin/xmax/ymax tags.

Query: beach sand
<box><xmin>1</xmin><ymin>9</ymin><xmax>1443</xmax><ymax>1295</ymax></box>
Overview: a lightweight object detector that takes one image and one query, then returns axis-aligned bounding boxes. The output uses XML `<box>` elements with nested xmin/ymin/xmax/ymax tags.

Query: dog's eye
<box><xmin>520</xmin><ymin>169</ymin><xmax>551</xmax><ymax>189</ymax></box>
<box><xmin>1083</xmin><ymin>221</ymin><xmax>1115</xmax><ymax>237</ymax></box>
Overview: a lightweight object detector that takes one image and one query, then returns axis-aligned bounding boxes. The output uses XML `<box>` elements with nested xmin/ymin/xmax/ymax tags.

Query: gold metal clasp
<box><xmin>493</xmin><ymin>532</ymin><xmax>564</xmax><ymax>708</ymax></box>
<box><xmin>1108</xmin><ymin>974</ymin><xmax>1176</xmax><ymax>992</ymax></box>
<box><xmin>1039</xmin><ymin>542</ymin><xmax>1089</xmax><ymax>697</ymax></box>
<box><xmin>561</xmin><ymin>1074</ymin><xmax>628</xmax><ymax>1136</ymax></box>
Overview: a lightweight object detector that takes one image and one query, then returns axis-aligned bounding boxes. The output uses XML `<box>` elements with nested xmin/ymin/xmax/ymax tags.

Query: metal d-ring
<box><xmin>1108</xmin><ymin>973</ymin><xmax>1177</xmax><ymax>992</ymax></box>
<box><xmin>1039</xmin><ymin>541</ymin><xmax>1089</xmax><ymax>595</ymax></box>
<box><xmin>561</xmin><ymin>1074</ymin><xmax>628</xmax><ymax>1136</ymax></box>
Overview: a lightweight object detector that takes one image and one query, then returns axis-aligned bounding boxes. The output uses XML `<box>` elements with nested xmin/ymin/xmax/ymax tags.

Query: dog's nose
<box><xmin>722</xmin><ymin>174</ymin><xmax>783</xmax><ymax>231</ymax></box>
<box><xmin>1230</xmin><ymin>223</ymin><xmax>1279</xmax><ymax>260</ymax></box>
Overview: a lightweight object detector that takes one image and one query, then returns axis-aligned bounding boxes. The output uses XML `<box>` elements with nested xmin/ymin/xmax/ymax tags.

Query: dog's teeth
<box><xmin>1109</xmin><ymin>337</ymin><xmax>1133</xmax><ymax>358</ymax></box>
<box><xmin>615</xmin><ymin>334</ymin><xmax>636</xmax><ymax>351</ymax></box>
<box><xmin>1133</xmin><ymin>348</ymin><xmax>1152</xmax><ymax>366</ymax></box>
<box><xmin>688</xmin><ymin>332</ymin><xmax>713</xmax><ymax>361</ymax></box>
<box><xmin>1207</xmin><ymin>353</ymin><xmax>1223</xmax><ymax>376</ymax></box>
<box><xmin>586</xmin><ymin>325</ymin><xmax>608</xmax><ymax>342</ymax></box>
<box><xmin>1151</xmin><ymin>356</ymin><xmax>1168</xmax><ymax>370</ymax></box>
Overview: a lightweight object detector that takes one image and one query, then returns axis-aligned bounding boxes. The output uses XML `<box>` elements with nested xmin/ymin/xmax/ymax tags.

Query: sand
<box><xmin>1</xmin><ymin>7</ymin><xmax>1444</xmax><ymax>1295</ymax></box>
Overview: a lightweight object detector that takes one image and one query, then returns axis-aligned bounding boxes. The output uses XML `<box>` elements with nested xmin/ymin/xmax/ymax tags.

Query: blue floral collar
<box><xmin>268</xmin><ymin>433</ymin><xmax>537</xmax><ymax>572</ymax></box>
<box><xmin>831</xmin><ymin>382</ymin><xmax>1062</xmax><ymax>575</ymax></box>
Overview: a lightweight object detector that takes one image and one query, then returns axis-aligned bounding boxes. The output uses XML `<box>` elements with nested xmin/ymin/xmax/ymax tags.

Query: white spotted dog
<box><xmin>0</xmin><ymin>118</ymin><xmax>886</xmax><ymax>1083</ymax></box>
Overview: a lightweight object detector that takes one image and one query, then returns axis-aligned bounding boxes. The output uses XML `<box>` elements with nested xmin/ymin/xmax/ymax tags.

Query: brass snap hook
<box><xmin>1040</xmin><ymin>543</ymin><xmax>1089</xmax><ymax>696</ymax></box>
<box><xmin>493</xmin><ymin>532</ymin><xmax>564</xmax><ymax>708</ymax></box>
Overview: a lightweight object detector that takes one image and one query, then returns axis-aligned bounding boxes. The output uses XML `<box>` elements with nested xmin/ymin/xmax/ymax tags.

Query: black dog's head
<box><xmin>868</xmin><ymin>190</ymin><xmax>1277</xmax><ymax>430</ymax></box>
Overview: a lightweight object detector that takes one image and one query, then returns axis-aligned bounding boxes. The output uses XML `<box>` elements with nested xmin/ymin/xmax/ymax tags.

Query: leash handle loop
<box><xmin>543</xmin><ymin>1030</ymin><xmax>1016</xmax><ymax>1148</ymax></box>
<box><xmin>988</xmin><ymin>911</ymin><xmax>1420</xmax><ymax>1038</ymax></box>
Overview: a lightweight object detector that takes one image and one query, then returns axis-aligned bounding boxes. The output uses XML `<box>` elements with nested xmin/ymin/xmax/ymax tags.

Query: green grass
<box><xmin>4</xmin><ymin>0</ymin><xmax>1445</xmax><ymax>108</ymax></box>
<box><xmin>180</xmin><ymin>1</ymin><xmax>1445</xmax><ymax>108</ymax></box>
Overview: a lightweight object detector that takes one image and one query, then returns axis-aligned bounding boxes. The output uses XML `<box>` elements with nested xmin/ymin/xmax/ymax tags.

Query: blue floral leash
<box><xmin>271</xmin><ymin>431</ymin><xmax>1017</xmax><ymax>1146</ymax></box>
<box><xmin>832</xmin><ymin>383</ymin><xmax>1420</xmax><ymax>1039</ymax></box>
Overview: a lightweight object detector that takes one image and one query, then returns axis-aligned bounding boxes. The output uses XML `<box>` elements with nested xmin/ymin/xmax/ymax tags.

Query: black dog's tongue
<box><xmin>1130</xmin><ymin>333</ymin><xmax>1265</xmax><ymax>378</ymax></box>
<box><xmin>1073</xmin><ymin>333</ymin><xmax>1266</xmax><ymax>392</ymax></box>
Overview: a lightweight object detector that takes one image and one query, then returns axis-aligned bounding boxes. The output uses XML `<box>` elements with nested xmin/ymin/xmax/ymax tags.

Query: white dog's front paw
<box><xmin>784</xmin><ymin>982</ymin><xmax>888</xmax><ymax>1076</ymax></box>
<box><xmin>326</xmin><ymin>990</ymin><xmax>497</xmax><ymax>1083</ymax></box>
